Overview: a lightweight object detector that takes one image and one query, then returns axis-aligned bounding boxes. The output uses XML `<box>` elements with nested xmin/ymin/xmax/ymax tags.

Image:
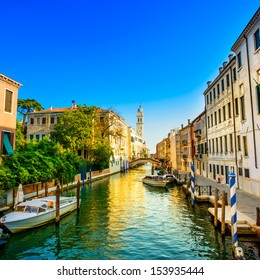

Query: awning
<box><xmin>3</xmin><ymin>133</ymin><xmax>14</xmax><ymax>155</ymax></box>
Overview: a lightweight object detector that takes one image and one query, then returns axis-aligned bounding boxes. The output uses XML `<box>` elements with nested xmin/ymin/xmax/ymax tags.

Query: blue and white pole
<box><xmin>229</xmin><ymin>169</ymin><xmax>238</xmax><ymax>248</ymax></box>
<box><xmin>89</xmin><ymin>168</ymin><xmax>92</xmax><ymax>182</ymax></box>
<box><xmin>190</xmin><ymin>162</ymin><xmax>195</xmax><ymax>206</ymax></box>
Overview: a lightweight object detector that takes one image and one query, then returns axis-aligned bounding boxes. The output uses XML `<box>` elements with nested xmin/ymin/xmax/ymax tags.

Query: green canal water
<box><xmin>1</xmin><ymin>166</ymin><xmax>260</xmax><ymax>260</ymax></box>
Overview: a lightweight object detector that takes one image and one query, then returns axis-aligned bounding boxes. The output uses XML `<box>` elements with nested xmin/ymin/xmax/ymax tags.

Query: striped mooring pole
<box><xmin>229</xmin><ymin>169</ymin><xmax>245</xmax><ymax>259</ymax></box>
<box><xmin>89</xmin><ymin>168</ymin><xmax>92</xmax><ymax>182</ymax></box>
<box><xmin>190</xmin><ymin>162</ymin><xmax>195</xmax><ymax>206</ymax></box>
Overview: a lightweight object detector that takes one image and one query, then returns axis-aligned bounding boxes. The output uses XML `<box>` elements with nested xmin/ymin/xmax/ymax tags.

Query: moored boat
<box><xmin>142</xmin><ymin>175</ymin><xmax>169</xmax><ymax>188</ymax></box>
<box><xmin>0</xmin><ymin>196</ymin><xmax>78</xmax><ymax>234</ymax></box>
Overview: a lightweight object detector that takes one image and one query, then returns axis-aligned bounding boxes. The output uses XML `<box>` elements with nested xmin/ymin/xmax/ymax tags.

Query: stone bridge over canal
<box><xmin>129</xmin><ymin>157</ymin><xmax>161</xmax><ymax>168</ymax></box>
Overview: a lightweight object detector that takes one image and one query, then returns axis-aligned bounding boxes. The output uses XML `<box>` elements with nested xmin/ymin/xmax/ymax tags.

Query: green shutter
<box><xmin>3</xmin><ymin>133</ymin><xmax>14</xmax><ymax>155</ymax></box>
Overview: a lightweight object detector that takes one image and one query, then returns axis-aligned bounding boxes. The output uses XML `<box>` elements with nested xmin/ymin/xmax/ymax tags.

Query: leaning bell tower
<box><xmin>136</xmin><ymin>105</ymin><xmax>144</xmax><ymax>138</ymax></box>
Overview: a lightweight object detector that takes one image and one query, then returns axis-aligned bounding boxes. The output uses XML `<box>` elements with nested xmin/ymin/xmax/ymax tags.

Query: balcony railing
<box><xmin>195</xmin><ymin>129</ymin><xmax>201</xmax><ymax>138</ymax></box>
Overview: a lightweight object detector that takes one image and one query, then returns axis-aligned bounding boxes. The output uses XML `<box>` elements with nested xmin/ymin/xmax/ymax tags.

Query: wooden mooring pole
<box><xmin>55</xmin><ymin>184</ymin><xmax>60</xmax><ymax>223</ymax></box>
<box><xmin>214</xmin><ymin>188</ymin><xmax>218</xmax><ymax>227</ymax></box>
<box><xmin>44</xmin><ymin>182</ymin><xmax>48</xmax><ymax>197</ymax></box>
<box><xmin>221</xmin><ymin>190</ymin><xmax>226</xmax><ymax>235</ymax></box>
<box><xmin>256</xmin><ymin>207</ymin><xmax>260</xmax><ymax>226</ymax></box>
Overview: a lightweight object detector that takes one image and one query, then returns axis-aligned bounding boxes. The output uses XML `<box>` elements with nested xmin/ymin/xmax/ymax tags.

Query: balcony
<box><xmin>181</xmin><ymin>140</ymin><xmax>188</xmax><ymax>146</ymax></box>
<box><xmin>195</xmin><ymin>129</ymin><xmax>201</xmax><ymax>138</ymax></box>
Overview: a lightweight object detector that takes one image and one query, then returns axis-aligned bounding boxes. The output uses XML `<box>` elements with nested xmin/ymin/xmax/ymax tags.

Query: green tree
<box><xmin>50</xmin><ymin>105</ymin><xmax>97</xmax><ymax>157</ymax></box>
<box><xmin>17</xmin><ymin>98</ymin><xmax>43</xmax><ymax>125</ymax></box>
<box><xmin>15</xmin><ymin>120</ymin><xmax>26</xmax><ymax>151</ymax></box>
<box><xmin>92</xmin><ymin>140</ymin><xmax>113</xmax><ymax>171</ymax></box>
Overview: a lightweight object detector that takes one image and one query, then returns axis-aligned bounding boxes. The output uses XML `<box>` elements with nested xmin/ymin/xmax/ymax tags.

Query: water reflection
<box><xmin>1</xmin><ymin>166</ymin><xmax>260</xmax><ymax>260</ymax></box>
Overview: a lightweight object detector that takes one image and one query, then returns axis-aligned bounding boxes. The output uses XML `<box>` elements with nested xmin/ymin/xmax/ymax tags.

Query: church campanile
<box><xmin>136</xmin><ymin>105</ymin><xmax>144</xmax><ymax>138</ymax></box>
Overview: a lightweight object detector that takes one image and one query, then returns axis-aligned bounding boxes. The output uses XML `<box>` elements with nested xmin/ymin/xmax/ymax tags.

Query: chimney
<box><xmin>228</xmin><ymin>54</ymin><xmax>234</xmax><ymax>61</ymax></box>
<box><xmin>181</xmin><ymin>124</ymin><xmax>183</xmax><ymax>129</ymax></box>
<box><xmin>188</xmin><ymin>119</ymin><xmax>190</xmax><ymax>125</ymax></box>
<box><xmin>71</xmin><ymin>100</ymin><xmax>77</xmax><ymax>109</ymax></box>
<box><xmin>207</xmin><ymin>81</ymin><xmax>211</xmax><ymax>87</ymax></box>
<box><xmin>49</xmin><ymin>106</ymin><xmax>53</xmax><ymax>110</ymax></box>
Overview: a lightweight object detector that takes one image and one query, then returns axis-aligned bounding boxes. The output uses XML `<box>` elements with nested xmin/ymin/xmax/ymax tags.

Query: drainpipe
<box><xmin>230</xmin><ymin>62</ymin><xmax>240</xmax><ymax>189</ymax></box>
<box><xmin>245</xmin><ymin>34</ymin><xmax>258</xmax><ymax>169</ymax></box>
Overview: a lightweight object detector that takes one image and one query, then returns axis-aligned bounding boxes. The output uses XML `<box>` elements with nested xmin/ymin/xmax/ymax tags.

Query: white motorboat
<box><xmin>142</xmin><ymin>175</ymin><xmax>169</xmax><ymax>188</ymax></box>
<box><xmin>0</xmin><ymin>196</ymin><xmax>78</xmax><ymax>233</ymax></box>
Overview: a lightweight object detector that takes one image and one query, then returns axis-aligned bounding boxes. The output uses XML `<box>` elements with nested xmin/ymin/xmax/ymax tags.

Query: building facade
<box><xmin>169</xmin><ymin>128</ymin><xmax>181</xmax><ymax>172</ymax></box>
<box><xmin>0</xmin><ymin>73</ymin><xmax>22</xmax><ymax>155</ymax></box>
<box><xmin>204</xmin><ymin>56</ymin><xmax>237</xmax><ymax>184</ymax></box>
<box><xmin>193</xmin><ymin>110</ymin><xmax>207</xmax><ymax>177</ymax></box>
<box><xmin>230</xmin><ymin>8</ymin><xmax>260</xmax><ymax>195</ymax></box>
<box><xmin>179</xmin><ymin>120</ymin><xmax>192</xmax><ymax>172</ymax></box>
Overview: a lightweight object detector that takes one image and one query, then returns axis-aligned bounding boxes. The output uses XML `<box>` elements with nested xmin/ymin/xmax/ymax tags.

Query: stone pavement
<box><xmin>195</xmin><ymin>175</ymin><xmax>260</xmax><ymax>223</ymax></box>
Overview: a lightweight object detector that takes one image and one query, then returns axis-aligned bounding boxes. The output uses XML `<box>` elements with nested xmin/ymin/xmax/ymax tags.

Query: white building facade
<box><xmin>231</xmin><ymin>8</ymin><xmax>260</xmax><ymax>195</ymax></box>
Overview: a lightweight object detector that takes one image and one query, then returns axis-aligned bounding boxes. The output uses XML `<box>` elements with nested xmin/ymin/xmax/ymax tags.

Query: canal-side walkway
<box><xmin>195</xmin><ymin>175</ymin><xmax>260</xmax><ymax>222</ymax></box>
<box><xmin>192</xmin><ymin>175</ymin><xmax>260</xmax><ymax>238</ymax></box>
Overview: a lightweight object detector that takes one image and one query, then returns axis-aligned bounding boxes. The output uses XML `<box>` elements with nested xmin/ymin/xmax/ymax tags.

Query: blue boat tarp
<box><xmin>3</xmin><ymin>133</ymin><xmax>14</xmax><ymax>155</ymax></box>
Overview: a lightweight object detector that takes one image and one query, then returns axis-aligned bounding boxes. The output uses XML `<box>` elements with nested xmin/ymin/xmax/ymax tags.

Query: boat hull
<box><xmin>142</xmin><ymin>178</ymin><xmax>168</xmax><ymax>188</ymax></box>
<box><xmin>1</xmin><ymin>198</ymin><xmax>78</xmax><ymax>233</ymax></box>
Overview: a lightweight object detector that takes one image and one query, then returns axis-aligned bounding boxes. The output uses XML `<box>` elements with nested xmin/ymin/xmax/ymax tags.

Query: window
<box><xmin>226</xmin><ymin>74</ymin><xmax>230</xmax><ymax>87</ymax></box>
<box><xmin>218</xmin><ymin>109</ymin><xmax>221</xmax><ymax>123</ymax></box>
<box><xmin>211</xmin><ymin>114</ymin><xmax>213</xmax><ymax>127</ymax></box>
<box><xmin>257</xmin><ymin>85</ymin><xmax>260</xmax><ymax>114</ymax></box>
<box><xmin>214</xmin><ymin>111</ymin><xmax>217</xmax><ymax>125</ymax></box>
<box><xmin>230</xmin><ymin>134</ymin><xmax>233</xmax><ymax>152</ymax></box>
<box><xmin>207</xmin><ymin>116</ymin><xmax>210</xmax><ymax>128</ymax></box>
<box><xmin>36</xmin><ymin>135</ymin><xmax>40</xmax><ymax>141</ymax></box>
<box><xmin>221</xmin><ymin>79</ymin><xmax>225</xmax><ymax>92</ymax></box>
<box><xmin>244</xmin><ymin>168</ymin><xmax>250</xmax><ymax>178</ymax></box>
<box><xmin>237</xmin><ymin>52</ymin><xmax>242</xmax><ymax>68</ymax></box>
<box><xmin>238</xmin><ymin>167</ymin><xmax>243</xmax><ymax>176</ymax></box>
<box><xmin>254</xmin><ymin>29</ymin><xmax>260</xmax><ymax>50</ymax></box>
<box><xmin>240</xmin><ymin>95</ymin><xmax>246</xmax><ymax>120</ymax></box>
<box><xmin>210</xmin><ymin>91</ymin><xmax>212</xmax><ymax>103</ymax></box>
<box><xmin>2</xmin><ymin>132</ymin><xmax>14</xmax><ymax>155</ymax></box>
<box><xmin>228</xmin><ymin>102</ymin><xmax>232</xmax><ymax>118</ymax></box>
<box><xmin>217</xmin><ymin>165</ymin><xmax>219</xmax><ymax>174</ymax></box>
<box><xmin>4</xmin><ymin>89</ymin><xmax>13</xmax><ymax>113</ymax></box>
<box><xmin>212</xmin><ymin>138</ymin><xmax>215</xmax><ymax>154</ymax></box>
<box><xmin>237</xmin><ymin>135</ymin><xmax>241</xmax><ymax>151</ymax></box>
<box><xmin>221</xmin><ymin>165</ymin><xmax>224</xmax><ymax>175</ymax></box>
<box><xmin>206</xmin><ymin>94</ymin><xmax>209</xmax><ymax>105</ymax></box>
<box><xmin>209</xmin><ymin>164</ymin><xmax>212</xmax><ymax>172</ymax></box>
<box><xmin>223</xmin><ymin>105</ymin><xmax>226</xmax><ymax>121</ymax></box>
<box><xmin>235</xmin><ymin>98</ymin><xmax>239</xmax><ymax>116</ymax></box>
<box><xmin>30</xmin><ymin>118</ymin><xmax>34</xmax><ymax>125</ymax></box>
<box><xmin>42</xmin><ymin>117</ymin><xmax>46</xmax><ymax>124</ymax></box>
<box><xmin>224</xmin><ymin>135</ymin><xmax>228</xmax><ymax>153</ymax></box>
<box><xmin>233</xmin><ymin>67</ymin><xmax>237</xmax><ymax>81</ymax></box>
<box><xmin>51</xmin><ymin>116</ymin><xmax>55</xmax><ymax>124</ymax></box>
<box><xmin>30</xmin><ymin>135</ymin><xmax>34</xmax><ymax>140</ymax></box>
<box><xmin>216</xmin><ymin>138</ymin><xmax>219</xmax><ymax>153</ymax></box>
<box><xmin>220</xmin><ymin>136</ymin><xmax>223</xmax><ymax>153</ymax></box>
<box><xmin>243</xmin><ymin>136</ymin><xmax>248</xmax><ymax>156</ymax></box>
<box><xmin>213</xmin><ymin>88</ymin><xmax>216</xmax><ymax>99</ymax></box>
<box><xmin>217</xmin><ymin>84</ymin><xmax>220</xmax><ymax>96</ymax></box>
<box><xmin>209</xmin><ymin>139</ymin><xmax>211</xmax><ymax>154</ymax></box>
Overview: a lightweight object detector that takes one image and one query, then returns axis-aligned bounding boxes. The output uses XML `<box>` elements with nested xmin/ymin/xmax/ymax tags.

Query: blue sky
<box><xmin>1</xmin><ymin>1</ymin><xmax>259</xmax><ymax>153</ymax></box>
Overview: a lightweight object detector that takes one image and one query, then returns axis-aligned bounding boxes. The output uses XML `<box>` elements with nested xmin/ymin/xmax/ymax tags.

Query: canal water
<box><xmin>1</xmin><ymin>166</ymin><xmax>260</xmax><ymax>260</ymax></box>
